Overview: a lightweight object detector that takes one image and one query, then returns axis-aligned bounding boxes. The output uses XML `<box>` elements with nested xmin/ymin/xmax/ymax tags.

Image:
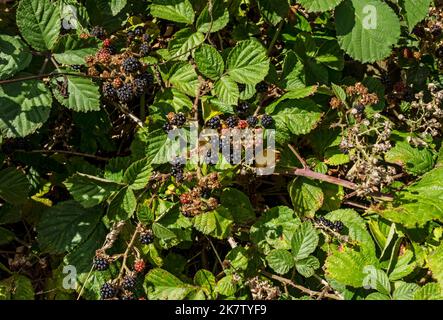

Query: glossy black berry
<box><xmin>117</xmin><ymin>83</ymin><xmax>134</xmax><ymax>102</ymax></box>
<box><xmin>226</xmin><ymin>116</ymin><xmax>238</xmax><ymax>128</ymax></box>
<box><xmin>122</xmin><ymin>57</ymin><xmax>141</xmax><ymax>73</ymax></box>
<box><xmin>261</xmin><ymin>114</ymin><xmax>273</xmax><ymax>128</ymax></box>
<box><xmin>142</xmin><ymin>34</ymin><xmax>150</xmax><ymax>43</ymax></box>
<box><xmin>171</xmin><ymin>158</ymin><xmax>185</xmax><ymax>182</ymax></box>
<box><xmin>431</xmin><ymin>25</ymin><xmax>442</xmax><ymax>38</ymax></box>
<box><xmin>412</xmin><ymin>26</ymin><xmax>426</xmax><ymax>38</ymax></box>
<box><xmin>236</xmin><ymin>102</ymin><xmax>250</xmax><ymax>114</ymax></box>
<box><xmin>91</xmin><ymin>26</ymin><xmax>107</xmax><ymax>40</ymax></box>
<box><xmin>140</xmin><ymin>229</ymin><xmax>154</xmax><ymax>245</ymax></box>
<box><xmin>134</xmin><ymin>77</ymin><xmax>149</xmax><ymax>96</ymax></box>
<box><xmin>134</xmin><ymin>26</ymin><xmax>144</xmax><ymax>36</ymax></box>
<box><xmin>122</xmin><ymin>275</ymin><xmax>137</xmax><ymax>290</ymax></box>
<box><xmin>246</xmin><ymin>115</ymin><xmax>258</xmax><ymax>127</ymax></box>
<box><xmin>163</xmin><ymin>122</ymin><xmax>173</xmax><ymax>132</ymax></box>
<box><xmin>206</xmin><ymin>116</ymin><xmax>221</xmax><ymax>129</ymax></box>
<box><xmin>354</xmin><ymin>104</ymin><xmax>365</xmax><ymax>114</ymax></box>
<box><xmin>201</xmin><ymin>188</ymin><xmax>211</xmax><ymax>199</ymax></box>
<box><xmin>102</xmin><ymin>83</ymin><xmax>117</xmax><ymax>98</ymax></box>
<box><xmin>71</xmin><ymin>65</ymin><xmax>83</xmax><ymax>72</ymax></box>
<box><xmin>100</xmin><ymin>282</ymin><xmax>116</xmax><ymax>299</ymax></box>
<box><xmin>107</xmin><ymin>45</ymin><xmax>117</xmax><ymax>55</ymax></box>
<box><xmin>171</xmin><ymin>113</ymin><xmax>186</xmax><ymax>127</ymax></box>
<box><xmin>255</xmin><ymin>82</ymin><xmax>268</xmax><ymax>93</ymax></box>
<box><xmin>140</xmin><ymin>43</ymin><xmax>150</xmax><ymax>56</ymax></box>
<box><xmin>333</xmin><ymin>221</ymin><xmax>344</xmax><ymax>232</ymax></box>
<box><xmin>93</xmin><ymin>256</ymin><xmax>109</xmax><ymax>271</ymax></box>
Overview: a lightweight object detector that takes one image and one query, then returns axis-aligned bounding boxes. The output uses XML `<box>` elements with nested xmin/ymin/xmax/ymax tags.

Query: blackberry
<box><xmin>404</xmin><ymin>89</ymin><xmax>415</xmax><ymax>102</ymax></box>
<box><xmin>354</xmin><ymin>104</ymin><xmax>365</xmax><ymax>114</ymax></box>
<box><xmin>226</xmin><ymin>116</ymin><xmax>239</xmax><ymax>128</ymax></box>
<box><xmin>127</xmin><ymin>30</ymin><xmax>135</xmax><ymax>40</ymax></box>
<box><xmin>201</xmin><ymin>188</ymin><xmax>211</xmax><ymax>199</ymax></box>
<box><xmin>71</xmin><ymin>65</ymin><xmax>83</xmax><ymax>72</ymax></box>
<box><xmin>122</xmin><ymin>275</ymin><xmax>137</xmax><ymax>290</ymax></box>
<box><xmin>261</xmin><ymin>114</ymin><xmax>273</xmax><ymax>128</ymax></box>
<box><xmin>122</xmin><ymin>57</ymin><xmax>141</xmax><ymax>73</ymax></box>
<box><xmin>412</xmin><ymin>26</ymin><xmax>425</xmax><ymax>38</ymax></box>
<box><xmin>107</xmin><ymin>45</ymin><xmax>117</xmax><ymax>55</ymax></box>
<box><xmin>333</xmin><ymin>221</ymin><xmax>344</xmax><ymax>232</ymax></box>
<box><xmin>431</xmin><ymin>25</ymin><xmax>442</xmax><ymax>38</ymax></box>
<box><xmin>436</xmin><ymin>46</ymin><xmax>443</xmax><ymax>59</ymax></box>
<box><xmin>117</xmin><ymin>83</ymin><xmax>134</xmax><ymax>102</ymax></box>
<box><xmin>246</xmin><ymin>115</ymin><xmax>258</xmax><ymax>127</ymax></box>
<box><xmin>171</xmin><ymin>113</ymin><xmax>186</xmax><ymax>127</ymax></box>
<box><xmin>102</xmin><ymin>83</ymin><xmax>117</xmax><ymax>98</ymax></box>
<box><xmin>240</xmin><ymin>3</ymin><xmax>248</xmax><ymax>10</ymax></box>
<box><xmin>100</xmin><ymin>282</ymin><xmax>116</xmax><ymax>299</ymax></box>
<box><xmin>90</xmin><ymin>26</ymin><xmax>107</xmax><ymax>40</ymax></box>
<box><xmin>134</xmin><ymin>26</ymin><xmax>144</xmax><ymax>36</ymax></box>
<box><xmin>163</xmin><ymin>122</ymin><xmax>173</xmax><ymax>132</ymax></box>
<box><xmin>236</xmin><ymin>102</ymin><xmax>250</xmax><ymax>114</ymax></box>
<box><xmin>134</xmin><ymin>77</ymin><xmax>149</xmax><ymax>96</ymax></box>
<box><xmin>206</xmin><ymin>116</ymin><xmax>221</xmax><ymax>129</ymax></box>
<box><xmin>255</xmin><ymin>82</ymin><xmax>268</xmax><ymax>93</ymax></box>
<box><xmin>139</xmin><ymin>72</ymin><xmax>154</xmax><ymax>86</ymax></box>
<box><xmin>380</xmin><ymin>74</ymin><xmax>392</xmax><ymax>87</ymax></box>
<box><xmin>171</xmin><ymin>158</ymin><xmax>185</xmax><ymax>182</ymax></box>
<box><xmin>93</xmin><ymin>256</ymin><xmax>109</xmax><ymax>271</ymax></box>
<box><xmin>140</xmin><ymin>43</ymin><xmax>150</xmax><ymax>56</ymax></box>
<box><xmin>142</xmin><ymin>34</ymin><xmax>150</xmax><ymax>43</ymax></box>
<box><xmin>140</xmin><ymin>229</ymin><xmax>154</xmax><ymax>245</ymax></box>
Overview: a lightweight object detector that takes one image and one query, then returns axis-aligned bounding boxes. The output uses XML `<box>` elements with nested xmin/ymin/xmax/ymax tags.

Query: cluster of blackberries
<box><xmin>171</xmin><ymin>158</ymin><xmax>185</xmax><ymax>182</ymax></box>
<box><xmin>261</xmin><ymin>114</ymin><xmax>274</xmax><ymax>128</ymax></box>
<box><xmin>140</xmin><ymin>229</ymin><xmax>154</xmax><ymax>245</ymax></box>
<box><xmin>93</xmin><ymin>256</ymin><xmax>109</xmax><ymax>271</ymax></box>
<box><xmin>122</xmin><ymin>57</ymin><xmax>142</xmax><ymax>74</ymax></box>
<box><xmin>90</xmin><ymin>26</ymin><xmax>107</xmax><ymax>40</ymax></box>
<box><xmin>315</xmin><ymin>217</ymin><xmax>344</xmax><ymax>232</ymax></box>
<box><xmin>206</xmin><ymin>116</ymin><xmax>221</xmax><ymax>129</ymax></box>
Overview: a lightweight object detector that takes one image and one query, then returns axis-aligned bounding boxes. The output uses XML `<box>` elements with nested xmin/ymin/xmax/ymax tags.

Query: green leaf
<box><xmin>169</xmin><ymin>62</ymin><xmax>199</xmax><ymax>97</ymax></box>
<box><xmin>213</xmin><ymin>76</ymin><xmax>239</xmax><ymax>105</ymax></box>
<box><xmin>150</xmin><ymin>0</ymin><xmax>195</xmax><ymax>24</ymax></box>
<box><xmin>325</xmin><ymin>247</ymin><xmax>378</xmax><ymax>287</ymax></box>
<box><xmin>2</xmin><ymin>275</ymin><xmax>35</xmax><ymax>300</ymax></box>
<box><xmin>291</xmin><ymin>221</ymin><xmax>319</xmax><ymax>261</ymax></box>
<box><xmin>215</xmin><ymin>275</ymin><xmax>237</xmax><ymax>296</ymax></box>
<box><xmin>373</xmin><ymin>167</ymin><xmax>443</xmax><ymax>227</ymax></box>
<box><xmin>297</xmin><ymin>0</ymin><xmax>344</xmax><ymax>12</ymax></box>
<box><xmin>289</xmin><ymin>177</ymin><xmax>324</xmax><ymax>218</ymax></box>
<box><xmin>108</xmin><ymin>187</ymin><xmax>137</xmax><ymax>221</ymax></box>
<box><xmin>366</xmin><ymin>292</ymin><xmax>390</xmax><ymax>300</ymax></box>
<box><xmin>0</xmin><ymin>226</ymin><xmax>15</xmax><ymax>246</ymax></box>
<box><xmin>256</xmin><ymin>0</ymin><xmax>289</xmax><ymax>25</ymax></box>
<box><xmin>266</xmin><ymin>86</ymin><xmax>318</xmax><ymax>114</ymax></box>
<box><xmin>0</xmin><ymin>79</ymin><xmax>52</xmax><ymax>138</ymax></box>
<box><xmin>194</xmin><ymin>269</ymin><xmax>216</xmax><ymax>294</ymax></box>
<box><xmin>250</xmin><ymin>206</ymin><xmax>302</xmax><ymax>254</ymax></box>
<box><xmin>53</xmin><ymin>35</ymin><xmax>100</xmax><ymax>65</ymax></box>
<box><xmin>37</xmin><ymin>201</ymin><xmax>102</xmax><ymax>254</ymax></box>
<box><xmin>335</xmin><ymin>0</ymin><xmax>401</xmax><ymax>62</ymax></box>
<box><xmin>401</xmin><ymin>0</ymin><xmax>432</xmax><ymax>31</ymax></box>
<box><xmin>389</xmin><ymin>250</ymin><xmax>416</xmax><ymax>281</ymax></box>
<box><xmin>144</xmin><ymin>268</ymin><xmax>195</xmax><ymax>300</ymax></box>
<box><xmin>0</xmin><ymin>35</ymin><xmax>32</xmax><ymax>80</ymax></box>
<box><xmin>152</xmin><ymin>222</ymin><xmax>178</xmax><ymax>241</ymax></box>
<box><xmin>193</xmin><ymin>44</ymin><xmax>224</xmax><ymax>80</ymax></box>
<box><xmin>64</xmin><ymin>173</ymin><xmax>121</xmax><ymax>208</ymax></box>
<box><xmin>220</xmin><ymin>188</ymin><xmax>255</xmax><ymax>224</ymax></box>
<box><xmin>168</xmin><ymin>28</ymin><xmax>205</xmax><ymax>60</ymax></box>
<box><xmin>266</xmin><ymin>249</ymin><xmax>294</xmax><ymax>275</ymax></box>
<box><xmin>226</xmin><ymin>39</ymin><xmax>270</xmax><ymax>85</ymax></box>
<box><xmin>392</xmin><ymin>281</ymin><xmax>418</xmax><ymax>300</ymax></box>
<box><xmin>414</xmin><ymin>283</ymin><xmax>443</xmax><ymax>300</ymax></box>
<box><xmin>428</xmin><ymin>242</ymin><xmax>443</xmax><ymax>290</ymax></box>
<box><xmin>193</xmin><ymin>207</ymin><xmax>233</xmax><ymax>239</ymax></box>
<box><xmin>16</xmin><ymin>0</ymin><xmax>61</xmax><ymax>51</ymax></box>
<box><xmin>123</xmin><ymin>158</ymin><xmax>153</xmax><ymax>190</ymax></box>
<box><xmin>385</xmin><ymin>141</ymin><xmax>434</xmax><ymax>175</ymax></box>
<box><xmin>196</xmin><ymin>0</ymin><xmax>229</xmax><ymax>33</ymax></box>
<box><xmin>295</xmin><ymin>256</ymin><xmax>320</xmax><ymax>278</ymax></box>
<box><xmin>108</xmin><ymin>0</ymin><xmax>127</xmax><ymax>15</ymax></box>
<box><xmin>53</xmin><ymin>76</ymin><xmax>101</xmax><ymax>112</ymax></box>
<box><xmin>362</xmin><ymin>265</ymin><xmax>391</xmax><ymax>295</ymax></box>
<box><xmin>0</xmin><ymin>167</ymin><xmax>30</xmax><ymax>204</ymax></box>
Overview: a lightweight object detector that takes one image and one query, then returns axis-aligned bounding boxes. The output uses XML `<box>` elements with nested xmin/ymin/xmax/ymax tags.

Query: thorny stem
<box><xmin>117</xmin><ymin>223</ymin><xmax>142</xmax><ymax>280</ymax></box>
<box><xmin>260</xmin><ymin>271</ymin><xmax>343</xmax><ymax>300</ymax></box>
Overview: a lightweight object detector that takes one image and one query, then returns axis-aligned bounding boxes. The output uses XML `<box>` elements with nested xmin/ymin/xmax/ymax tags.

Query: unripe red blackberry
<box><xmin>134</xmin><ymin>259</ymin><xmax>145</xmax><ymax>273</ymax></box>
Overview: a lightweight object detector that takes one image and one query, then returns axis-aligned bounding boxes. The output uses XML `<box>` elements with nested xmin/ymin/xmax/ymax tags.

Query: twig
<box><xmin>344</xmin><ymin>200</ymin><xmax>370</xmax><ymax>210</ymax></box>
<box><xmin>288</xmin><ymin>144</ymin><xmax>308</xmax><ymax>168</ymax></box>
<box><xmin>0</xmin><ymin>72</ymin><xmax>104</xmax><ymax>85</ymax></box>
<box><xmin>26</xmin><ymin>149</ymin><xmax>110</xmax><ymax>161</ymax></box>
<box><xmin>206</xmin><ymin>237</ymin><xmax>225</xmax><ymax>270</ymax></box>
<box><xmin>267</xmin><ymin>20</ymin><xmax>284</xmax><ymax>56</ymax></box>
<box><xmin>117</xmin><ymin>223</ymin><xmax>141</xmax><ymax>280</ymax></box>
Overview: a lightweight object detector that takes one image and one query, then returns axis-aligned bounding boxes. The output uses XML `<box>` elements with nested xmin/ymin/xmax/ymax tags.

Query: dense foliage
<box><xmin>1</xmin><ymin>0</ymin><xmax>443</xmax><ymax>300</ymax></box>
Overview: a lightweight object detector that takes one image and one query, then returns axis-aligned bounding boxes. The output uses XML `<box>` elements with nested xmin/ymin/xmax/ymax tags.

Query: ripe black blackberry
<box><xmin>333</xmin><ymin>221</ymin><xmax>344</xmax><ymax>232</ymax></box>
<box><xmin>163</xmin><ymin>122</ymin><xmax>173</xmax><ymax>132</ymax></box>
<box><xmin>261</xmin><ymin>114</ymin><xmax>273</xmax><ymax>128</ymax></box>
<box><xmin>206</xmin><ymin>116</ymin><xmax>221</xmax><ymax>129</ymax></box>
<box><xmin>354</xmin><ymin>104</ymin><xmax>365</xmax><ymax>114</ymax></box>
<box><xmin>91</xmin><ymin>26</ymin><xmax>107</xmax><ymax>40</ymax></box>
<box><xmin>171</xmin><ymin>113</ymin><xmax>186</xmax><ymax>127</ymax></box>
<box><xmin>102</xmin><ymin>83</ymin><xmax>117</xmax><ymax>98</ymax></box>
<box><xmin>71</xmin><ymin>65</ymin><xmax>83</xmax><ymax>72</ymax></box>
<box><xmin>412</xmin><ymin>26</ymin><xmax>426</xmax><ymax>38</ymax></box>
<box><xmin>246</xmin><ymin>115</ymin><xmax>258</xmax><ymax>127</ymax></box>
<box><xmin>226</xmin><ymin>116</ymin><xmax>238</xmax><ymax>128</ymax></box>
<box><xmin>93</xmin><ymin>256</ymin><xmax>109</xmax><ymax>271</ymax></box>
<box><xmin>431</xmin><ymin>25</ymin><xmax>442</xmax><ymax>38</ymax></box>
<box><xmin>171</xmin><ymin>158</ymin><xmax>185</xmax><ymax>181</ymax></box>
<box><xmin>200</xmin><ymin>188</ymin><xmax>211</xmax><ymax>199</ymax></box>
<box><xmin>380</xmin><ymin>74</ymin><xmax>392</xmax><ymax>87</ymax></box>
<box><xmin>140</xmin><ymin>43</ymin><xmax>150</xmax><ymax>56</ymax></box>
<box><xmin>100</xmin><ymin>282</ymin><xmax>116</xmax><ymax>299</ymax></box>
<box><xmin>255</xmin><ymin>82</ymin><xmax>268</xmax><ymax>93</ymax></box>
<box><xmin>122</xmin><ymin>57</ymin><xmax>142</xmax><ymax>73</ymax></box>
<box><xmin>117</xmin><ymin>83</ymin><xmax>134</xmax><ymax>102</ymax></box>
<box><xmin>436</xmin><ymin>46</ymin><xmax>443</xmax><ymax>59</ymax></box>
<box><xmin>134</xmin><ymin>77</ymin><xmax>148</xmax><ymax>96</ymax></box>
<box><xmin>140</xmin><ymin>229</ymin><xmax>154</xmax><ymax>245</ymax></box>
<box><xmin>236</xmin><ymin>102</ymin><xmax>250</xmax><ymax>114</ymax></box>
<box><xmin>142</xmin><ymin>34</ymin><xmax>150</xmax><ymax>43</ymax></box>
<box><xmin>107</xmin><ymin>45</ymin><xmax>117</xmax><ymax>55</ymax></box>
<box><xmin>122</xmin><ymin>275</ymin><xmax>137</xmax><ymax>290</ymax></box>
<box><xmin>134</xmin><ymin>26</ymin><xmax>144</xmax><ymax>36</ymax></box>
